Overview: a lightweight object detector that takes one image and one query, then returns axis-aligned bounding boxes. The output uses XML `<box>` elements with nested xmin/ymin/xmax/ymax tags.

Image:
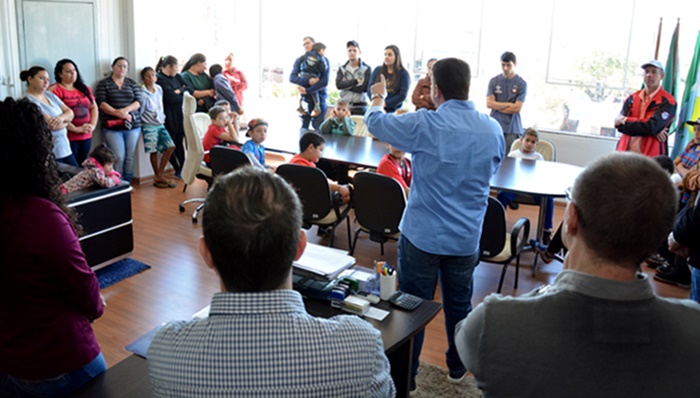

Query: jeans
<box><xmin>104</xmin><ymin>127</ymin><xmax>141</xmax><ymax>182</ymax></box>
<box><xmin>398</xmin><ymin>235</ymin><xmax>478</xmax><ymax>378</ymax></box>
<box><xmin>691</xmin><ymin>268</ymin><xmax>700</xmax><ymax>304</ymax></box>
<box><xmin>497</xmin><ymin>191</ymin><xmax>554</xmax><ymax>230</ymax></box>
<box><xmin>56</xmin><ymin>154</ymin><xmax>78</xmax><ymax>167</ymax></box>
<box><xmin>0</xmin><ymin>353</ymin><xmax>106</xmax><ymax>397</ymax></box>
<box><xmin>300</xmin><ymin>95</ymin><xmax>327</xmax><ymax>131</ymax></box>
<box><xmin>70</xmin><ymin>139</ymin><xmax>92</xmax><ymax>166</ymax></box>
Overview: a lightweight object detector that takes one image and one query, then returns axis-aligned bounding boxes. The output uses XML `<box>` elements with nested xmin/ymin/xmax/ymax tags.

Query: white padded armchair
<box><xmin>178</xmin><ymin>92</ymin><xmax>213</xmax><ymax>223</ymax></box>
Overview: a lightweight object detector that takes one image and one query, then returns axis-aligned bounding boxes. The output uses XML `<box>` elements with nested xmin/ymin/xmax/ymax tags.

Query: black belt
<box><xmin>351</xmin><ymin>102</ymin><xmax>367</xmax><ymax>106</ymax></box>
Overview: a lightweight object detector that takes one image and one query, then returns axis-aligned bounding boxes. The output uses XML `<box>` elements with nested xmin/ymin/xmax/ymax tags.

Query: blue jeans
<box><xmin>0</xmin><ymin>353</ymin><xmax>106</xmax><ymax>397</ymax></box>
<box><xmin>70</xmin><ymin>139</ymin><xmax>92</xmax><ymax>166</ymax></box>
<box><xmin>299</xmin><ymin>94</ymin><xmax>327</xmax><ymax>131</ymax></box>
<box><xmin>691</xmin><ymin>268</ymin><xmax>700</xmax><ymax>304</ymax></box>
<box><xmin>104</xmin><ymin>127</ymin><xmax>141</xmax><ymax>182</ymax></box>
<box><xmin>497</xmin><ymin>191</ymin><xmax>554</xmax><ymax>230</ymax></box>
<box><xmin>56</xmin><ymin>154</ymin><xmax>78</xmax><ymax>167</ymax></box>
<box><xmin>398</xmin><ymin>235</ymin><xmax>478</xmax><ymax>378</ymax></box>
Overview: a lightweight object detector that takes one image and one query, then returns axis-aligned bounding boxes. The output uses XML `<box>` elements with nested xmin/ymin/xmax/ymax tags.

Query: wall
<box><xmin>539</xmin><ymin>130</ymin><xmax>618</xmax><ymax>167</ymax></box>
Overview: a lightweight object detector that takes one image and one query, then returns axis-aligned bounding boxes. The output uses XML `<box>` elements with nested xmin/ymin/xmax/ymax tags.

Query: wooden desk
<box><xmin>490</xmin><ymin>157</ymin><xmax>582</xmax><ymax>274</ymax></box>
<box><xmin>266</xmin><ymin>131</ymin><xmax>388</xmax><ymax>169</ymax></box>
<box><xmin>72</xmin><ymin>297</ymin><xmax>441</xmax><ymax>398</ymax></box>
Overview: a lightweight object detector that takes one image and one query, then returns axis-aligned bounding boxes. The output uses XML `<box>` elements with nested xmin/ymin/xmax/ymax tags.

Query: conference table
<box><xmin>265</xmin><ymin>131</ymin><xmax>389</xmax><ymax>169</ymax></box>
<box><xmin>71</xmin><ymin>291</ymin><xmax>441</xmax><ymax>398</ymax></box>
<box><xmin>490</xmin><ymin>157</ymin><xmax>583</xmax><ymax>274</ymax></box>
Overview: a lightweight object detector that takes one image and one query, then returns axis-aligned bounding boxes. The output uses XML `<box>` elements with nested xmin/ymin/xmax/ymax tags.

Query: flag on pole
<box><xmin>663</xmin><ymin>20</ymin><xmax>679</xmax><ymax>156</ymax></box>
<box><xmin>671</xmin><ymin>30</ymin><xmax>700</xmax><ymax>158</ymax></box>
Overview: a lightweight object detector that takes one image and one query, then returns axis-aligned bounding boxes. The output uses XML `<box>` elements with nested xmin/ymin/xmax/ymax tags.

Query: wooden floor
<box><xmin>93</xmin><ymin>178</ymin><xmax>691</xmax><ymax>370</ymax></box>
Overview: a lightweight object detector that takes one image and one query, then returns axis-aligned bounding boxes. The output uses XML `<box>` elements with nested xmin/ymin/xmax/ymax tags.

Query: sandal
<box><xmin>166</xmin><ymin>180</ymin><xmax>177</xmax><ymax>188</ymax></box>
<box><xmin>153</xmin><ymin>181</ymin><xmax>169</xmax><ymax>188</ymax></box>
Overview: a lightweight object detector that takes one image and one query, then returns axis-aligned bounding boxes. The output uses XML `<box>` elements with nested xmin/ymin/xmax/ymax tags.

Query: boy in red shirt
<box><xmin>202</xmin><ymin>105</ymin><xmax>239</xmax><ymax>164</ymax></box>
<box><xmin>377</xmin><ymin>144</ymin><xmax>411</xmax><ymax>194</ymax></box>
<box><xmin>288</xmin><ymin>132</ymin><xmax>350</xmax><ymax>203</ymax></box>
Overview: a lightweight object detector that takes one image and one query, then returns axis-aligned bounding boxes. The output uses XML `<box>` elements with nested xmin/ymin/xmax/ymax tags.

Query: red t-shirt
<box><xmin>289</xmin><ymin>154</ymin><xmax>316</xmax><ymax>168</ymax></box>
<box><xmin>202</xmin><ymin>124</ymin><xmax>228</xmax><ymax>163</ymax></box>
<box><xmin>50</xmin><ymin>84</ymin><xmax>94</xmax><ymax>141</ymax></box>
<box><xmin>377</xmin><ymin>153</ymin><xmax>412</xmax><ymax>190</ymax></box>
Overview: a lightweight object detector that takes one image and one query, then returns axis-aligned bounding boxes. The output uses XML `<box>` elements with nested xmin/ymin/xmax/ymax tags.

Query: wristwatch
<box><xmin>372</xmin><ymin>93</ymin><xmax>384</xmax><ymax>100</ymax></box>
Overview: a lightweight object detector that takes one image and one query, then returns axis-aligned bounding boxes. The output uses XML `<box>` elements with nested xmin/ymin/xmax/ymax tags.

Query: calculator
<box><xmin>389</xmin><ymin>291</ymin><xmax>423</xmax><ymax>311</ymax></box>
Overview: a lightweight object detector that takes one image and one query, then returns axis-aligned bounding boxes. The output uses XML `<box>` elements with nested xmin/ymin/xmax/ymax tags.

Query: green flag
<box><xmin>664</xmin><ymin>20</ymin><xmax>679</xmax><ymax>156</ymax></box>
<box><xmin>672</xmin><ymin>30</ymin><xmax>700</xmax><ymax>158</ymax></box>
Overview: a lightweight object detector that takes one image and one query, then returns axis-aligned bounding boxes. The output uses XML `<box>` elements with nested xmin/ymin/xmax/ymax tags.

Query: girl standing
<box><xmin>368</xmin><ymin>45</ymin><xmax>410</xmax><ymax>113</ymax></box>
<box><xmin>156</xmin><ymin>55</ymin><xmax>193</xmax><ymax>178</ymax></box>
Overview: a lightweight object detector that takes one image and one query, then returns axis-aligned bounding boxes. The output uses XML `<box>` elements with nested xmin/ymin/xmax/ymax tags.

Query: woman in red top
<box><xmin>223</xmin><ymin>52</ymin><xmax>248</xmax><ymax>107</ymax></box>
<box><xmin>50</xmin><ymin>59</ymin><xmax>99</xmax><ymax>165</ymax></box>
<box><xmin>0</xmin><ymin>98</ymin><xmax>106</xmax><ymax>397</ymax></box>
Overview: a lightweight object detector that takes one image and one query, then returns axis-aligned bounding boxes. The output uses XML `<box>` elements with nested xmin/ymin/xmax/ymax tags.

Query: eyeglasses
<box><xmin>564</xmin><ymin>187</ymin><xmax>573</xmax><ymax>202</ymax></box>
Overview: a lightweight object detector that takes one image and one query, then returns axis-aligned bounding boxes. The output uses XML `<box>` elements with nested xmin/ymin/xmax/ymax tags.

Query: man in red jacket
<box><xmin>615</xmin><ymin>60</ymin><xmax>677</xmax><ymax>156</ymax></box>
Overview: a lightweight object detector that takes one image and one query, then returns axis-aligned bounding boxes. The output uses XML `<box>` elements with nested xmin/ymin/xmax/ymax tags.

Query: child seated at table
<box><xmin>287</xmin><ymin>132</ymin><xmax>351</xmax><ymax>203</ymax></box>
<box><xmin>241</xmin><ymin>118</ymin><xmax>270</xmax><ymax>168</ymax></box>
<box><xmin>377</xmin><ymin>144</ymin><xmax>411</xmax><ymax>195</ymax></box>
<box><xmin>320</xmin><ymin>99</ymin><xmax>355</xmax><ymax>136</ymax></box>
<box><xmin>202</xmin><ymin>105</ymin><xmax>239</xmax><ymax>165</ymax></box>
<box><xmin>496</xmin><ymin>128</ymin><xmax>554</xmax><ymax>243</ymax></box>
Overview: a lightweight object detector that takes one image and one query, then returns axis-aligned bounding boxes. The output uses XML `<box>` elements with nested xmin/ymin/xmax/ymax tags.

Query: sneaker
<box><xmin>447</xmin><ymin>368</ymin><xmax>467</xmax><ymax>383</ymax></box>
<box><xmin>296</xmin><ymin>105</ymin><xmax>308</xmax><ymax>116</ymax></box>
<box><xmin>646</xmin><ymin>253</ymin><xmax>668</xmax><ymax>269</ymax></box>
<box><xmin>655</xmin><ymin>261</ymin><xmax>674</xmax><ymax>274</ymax></box>
<box><xmin>311</xmin><ymin>106</ymin><xmax>321</xmax><ymax>117</ymax></box>
<box><xmin>654</xmin><ymin>265</ymin><xmax>691</xmax><ymax>289</ymax></box>
<box><xmin>531</xmin><ymin>239</ymin><xmax>555</xmax><ymax>264</ymax></box>
<box><xmin>409</xmin><ymin>378</ymin><xmax>417</xmax><ymax>396</ymax></box>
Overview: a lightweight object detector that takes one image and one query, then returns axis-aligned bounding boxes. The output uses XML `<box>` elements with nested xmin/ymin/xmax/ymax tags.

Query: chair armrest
<box><xmin>509</xmin><ymin>217</ymin><xmax>530</xmax><ymax>256</ymax></box>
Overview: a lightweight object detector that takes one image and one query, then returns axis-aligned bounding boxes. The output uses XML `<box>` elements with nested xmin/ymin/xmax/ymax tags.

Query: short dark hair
<box><xmin>652</xmin><ymin>155</ymin><xmax>674</xmax><ymax>175</ymax></box>
<box><xmin>208</xmin><ymin>106</ymin><xmax>227</xmax><ymax>120</ymax></box>
<box><xmin>523</xmin><ymin>127</ymin><xmax>539</xmax><ymax>141</ymax></box>
<box><xmin>299</xmin><ymin>131</ymin><xmax>325</xmax><ymax>152</ymax></box>
<box><xmin>312</xmin><ymin>42</ymin><xmax>326</xmax><ymax>52</ymax></box>
<box><xmin>209</xmin><ymin>64</ymin><xmax>223</xmax><ymax>77</ymax></box>
<box><xmin>572</xmin><ymin>153</ymin><xmax>677</xmax><ymax>268</ymax></box>
<box><xmin>89</xmin><ymin>145</ymin><xmax>117</xmax><ymax>167</ymax></box>
<box><xmin>112</xmin><ymin>56</ymin><xmax>128</xmax><ymax>67</ymax></box>
<box><xmin>140</xmin><ymin>66</ymin><xmax>154</xmax><ymax>81</ymax></box>
<box><xmin>202</xmin><ymin>168</ymin><xmax>302</xmax><ymax>292</ymax></box>
<box><xmin>214</xmin><ymin>99</ymin><xmax>230</xmax><ymax>108</ymax></box>
<box><xmin>431</xmin><ymin>58</ymin><xmax>471</xmax><ymax>101</ymax></box>
<box><xmin>501</xmin><ymin>51</ymin><xmax>516</xmax><ymax>63</ymax></box>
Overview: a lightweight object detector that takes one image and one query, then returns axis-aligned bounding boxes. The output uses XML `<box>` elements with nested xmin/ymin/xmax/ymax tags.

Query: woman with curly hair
<box><xmin>0</xmin><ymin>97</ymin><xmax>106</xmax><ymax>397</ymax></box>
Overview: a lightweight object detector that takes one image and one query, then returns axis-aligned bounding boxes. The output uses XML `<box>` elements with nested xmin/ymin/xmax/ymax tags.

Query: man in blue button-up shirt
<box><xmin>365</xmin><ymin>58</ymin><xmax>504</xmax><ymax>392</ymax></box>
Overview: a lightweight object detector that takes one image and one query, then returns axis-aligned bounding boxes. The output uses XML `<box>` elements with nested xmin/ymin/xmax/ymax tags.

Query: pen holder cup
<box><xmin>379</xmin><ymin>272</ymin><xmax>397</xmax><ymax>301</ymax></box>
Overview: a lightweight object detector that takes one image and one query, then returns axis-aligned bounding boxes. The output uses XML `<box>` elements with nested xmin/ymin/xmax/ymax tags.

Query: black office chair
<box><xmin>210</xmin><ymin>146</ymin><xmax>252</xmax><ymax>178</ymax></box>
<box><xmin>276</xmin><ymin>164</ymin><xmax>352</xmax><ymax>249</ymax></box>
<box><xmin>350</xmin><ymin>172</ymin><xmax>406</xmax><ymax>256</ymax></box>
<box><xmin>479</xmin><ymin>197</ymin><xmax>530</xmax><ymax>293</ymax></box>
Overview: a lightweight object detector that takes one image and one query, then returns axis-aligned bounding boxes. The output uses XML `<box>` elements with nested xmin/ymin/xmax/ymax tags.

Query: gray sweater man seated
<box><xmin>456</xmin><ymin>152</ymin><xmax>700</xmax><ymax>398</ymax></box>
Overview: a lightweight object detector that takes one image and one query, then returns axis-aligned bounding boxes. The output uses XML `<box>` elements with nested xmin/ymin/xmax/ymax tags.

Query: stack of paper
<box><xmin>293</xmin><ymin>243</ymin><xmax>356</xmax><ymax>280</ymax></box>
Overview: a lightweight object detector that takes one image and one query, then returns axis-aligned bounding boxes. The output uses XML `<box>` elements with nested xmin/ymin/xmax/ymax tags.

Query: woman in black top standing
<box><xmin>155</xmin><ymin>55</ymin><xmax>194</xmax><ymax>178</ymax></box>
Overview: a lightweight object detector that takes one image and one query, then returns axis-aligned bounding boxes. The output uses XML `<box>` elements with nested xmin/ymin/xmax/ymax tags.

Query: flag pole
<box><xmin>655</xmin><ymin>17</ymin><xmax>662</xmax><ymax>59</ymax></box>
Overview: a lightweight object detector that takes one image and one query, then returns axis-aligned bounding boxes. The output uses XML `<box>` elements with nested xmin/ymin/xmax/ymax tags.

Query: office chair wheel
<box><xmin>191</xmin><ymin>217</ymin><xmax>198</xmax><ymax>224</ymax></box>
<box><xmin>509</xmin><ymin>202</ymin><xmax>519</xmax><ymax>210</ymax></box>
<box><xmin>179</xmin><ymin>205</ymin><xmax>185</xmax><ymax>212</ymax></box>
